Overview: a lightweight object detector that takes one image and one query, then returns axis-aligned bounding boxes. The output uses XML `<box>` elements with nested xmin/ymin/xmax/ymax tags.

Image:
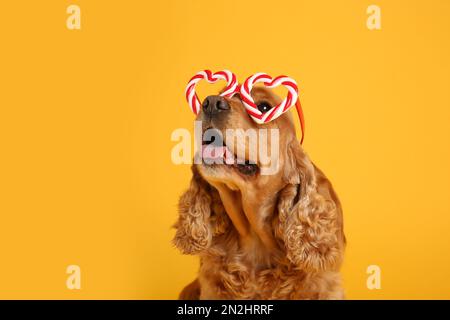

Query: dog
<box><xmin>173</xmin><ymin>86</ymin><xmax>345</xmax><ymax>299</ymax></box>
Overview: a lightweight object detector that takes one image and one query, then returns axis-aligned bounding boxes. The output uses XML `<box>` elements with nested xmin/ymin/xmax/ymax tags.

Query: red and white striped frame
<box><xmin>185</xmin><ymin>70</ymin><xmax>238</xmax><ymax>115</ymax></box>
<box><xmin>240</xmin><ymin>73</ymin><xmax>299</xmax><ymax>124</ymax></box>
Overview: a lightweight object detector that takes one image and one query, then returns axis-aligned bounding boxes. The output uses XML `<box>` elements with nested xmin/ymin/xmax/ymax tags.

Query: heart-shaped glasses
<box><xmin>185</xmin><ymin>69</ymin><xmax>305</xmax><ymax>144</ymax></box>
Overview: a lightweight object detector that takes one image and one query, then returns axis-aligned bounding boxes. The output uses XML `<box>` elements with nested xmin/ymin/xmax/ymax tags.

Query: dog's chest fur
<box><xmin>197</xmin><ymin>231</ymin><xmax>343</xmax><ymax>300</ymax></box>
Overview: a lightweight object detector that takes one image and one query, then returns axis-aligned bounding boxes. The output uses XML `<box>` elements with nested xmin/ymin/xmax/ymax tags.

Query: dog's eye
<box><xmin>257</xmin><ymin>102</ymin><xmax>272</xmax><ymax>113</ymax></box>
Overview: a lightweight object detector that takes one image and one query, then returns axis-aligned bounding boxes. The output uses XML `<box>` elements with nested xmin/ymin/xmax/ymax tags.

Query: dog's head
<box><xmin>196</xmin><ymin>86</ymin><xmax>299</xmax><ymax>193</ymax></box>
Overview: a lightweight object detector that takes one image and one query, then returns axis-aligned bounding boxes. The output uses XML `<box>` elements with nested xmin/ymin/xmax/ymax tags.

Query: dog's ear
<box><xmin>173</xmin><ymin>166</ymin><xmax>228</xmax><ymax>254</ymax></box>
<box><xmin>274</xmin><ymin>141</ymin><xmax>345</xmax><ymax>272</ymax></box>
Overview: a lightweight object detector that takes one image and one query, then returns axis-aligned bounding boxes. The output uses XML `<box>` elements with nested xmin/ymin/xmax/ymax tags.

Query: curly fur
<box><xmin>172</xmin><ymin>87</ymin><xmax>345</xmax><ymax>300</ymax></box>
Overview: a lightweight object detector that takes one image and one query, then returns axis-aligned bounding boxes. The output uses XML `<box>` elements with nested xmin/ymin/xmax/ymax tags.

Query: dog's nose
<box><xmin>202</xmin><ymin>95</ymin><xmax>230</xmax><ymax>116</ymax></box>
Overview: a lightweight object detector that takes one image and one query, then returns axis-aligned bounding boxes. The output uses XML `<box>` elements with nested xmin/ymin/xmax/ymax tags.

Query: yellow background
<box><xmin>0</xmin><ymin>0</ymin><xmax>449</xmax><ymax>299</ymax></box>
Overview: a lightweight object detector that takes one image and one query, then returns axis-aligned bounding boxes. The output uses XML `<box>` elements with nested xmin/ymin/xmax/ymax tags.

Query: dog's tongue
<box><xmin>202</xmin><ymin>145</ymin><xmax>227</xmax><ymax>160</ymax></box>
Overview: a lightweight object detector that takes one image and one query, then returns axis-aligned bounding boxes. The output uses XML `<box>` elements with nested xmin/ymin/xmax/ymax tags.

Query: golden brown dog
<box><xmin>173</xmin><ymin>87</ymin><xmax>345</xmax><ymax>299</ymax></box>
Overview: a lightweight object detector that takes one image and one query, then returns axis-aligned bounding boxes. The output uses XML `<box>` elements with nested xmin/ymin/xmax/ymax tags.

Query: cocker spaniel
<box><xmin>173</xmin><ymin>86</ymin><xmax>345</xmax><ymax>299</ymax></box>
